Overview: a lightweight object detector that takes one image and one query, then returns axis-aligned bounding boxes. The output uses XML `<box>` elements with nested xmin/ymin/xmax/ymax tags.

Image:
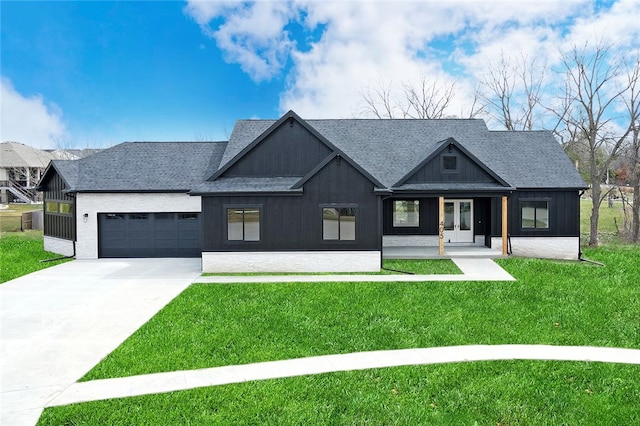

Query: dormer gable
<box><xmin>395</xmin><ymin>137</ymin><xmax>509</xmax><ymax>187</ymax></box>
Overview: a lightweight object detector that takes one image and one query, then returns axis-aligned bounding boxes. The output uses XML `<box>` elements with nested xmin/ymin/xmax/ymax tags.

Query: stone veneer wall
<box><xmin>202</xmin><ymin>251</ymin><xmax>381</xmax><ymax>273</ymax></box>
<box><xmin>44</xmin><ymin>236</ymin><xmax>74</xmax><ymax>257</ymax></box>
<box><xmin>491</xmin><ymin>237</ymin><xmax>581</xmax><ymax>260</ymax></box>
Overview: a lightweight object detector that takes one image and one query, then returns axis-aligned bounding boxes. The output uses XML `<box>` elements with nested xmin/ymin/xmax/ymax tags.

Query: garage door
<box><xmin>98</xmin><ymin>213</ymin><xmax>201</xmax><ymax>258</ymax></box>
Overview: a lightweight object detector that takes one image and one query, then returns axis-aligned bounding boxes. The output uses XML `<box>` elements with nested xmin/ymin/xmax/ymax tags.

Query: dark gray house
<box><xmin>37</xmin><ymin>111</ymin><xmax>587</xmax><ymax>272</ymax></box>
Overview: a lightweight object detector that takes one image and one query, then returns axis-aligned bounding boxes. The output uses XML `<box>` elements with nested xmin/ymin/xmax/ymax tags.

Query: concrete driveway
<box><xmin>0</xmin><ymin>258</ymin><xmax>201</xmax><ymax>426</ymax></box>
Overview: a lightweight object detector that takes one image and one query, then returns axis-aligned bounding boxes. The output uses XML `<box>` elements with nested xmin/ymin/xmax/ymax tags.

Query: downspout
<box><xmin>379</xmin><ymin>194</ymin><xmax>390</xmax><ymax>271</ymax></box>
<box><xmin>575</xmin><ymin>189</ymin><xmax>603</xmax><ymax>265</ymax></box>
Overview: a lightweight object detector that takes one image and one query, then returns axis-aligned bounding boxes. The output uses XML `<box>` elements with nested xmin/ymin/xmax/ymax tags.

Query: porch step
<box><xmin>382</xmin><ymin>245</ymin><xmax>504</xmax><ymax>259</ymax></box>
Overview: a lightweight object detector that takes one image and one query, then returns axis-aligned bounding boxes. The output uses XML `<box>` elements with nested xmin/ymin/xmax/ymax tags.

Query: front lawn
<box><xmin>41</xmin><ymin>246</ymin><xmax>640</xmax><ymax>424</ymax></box>
<box><xmin>40</xmin><ymin>361</ymin><xmax>640</xmax><ymax>425</ymax></box>
<box><xmin>81</xmin><ymin>246</ymin><xmax>640</xmax><ymax>381</ymax></box>
<box><xmin>0</xmin><ymin>231</ymin><xmax>71</xmax><ymax>283</ymax></box>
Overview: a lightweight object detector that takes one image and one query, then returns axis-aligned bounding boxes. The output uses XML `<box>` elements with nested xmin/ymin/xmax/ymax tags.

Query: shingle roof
<box><xmin>191</xmin><ymin>177</ymin><xmax>303</xmax><ymax>194</ymax></box>
<box><xmin>40</xmin><ymin>114</ymin><xmax>586</xmax><ymax>194</ymax></box>
<box><xmin>222</xmin><ymin>118</ymin><xmax>586</xmax><ymax>189</ymax></box>
<box><xmin>50</xmin><ymin>160</ymin><xmax>79</xmax><ymax>190</ymax></box>
<box><xmin>1</xmin><ymin>142</ymin><xmax>54</xmax><ymax>168</ymax></box>
<box><xmin>64</xmin><ymin>142</ymin><xmax>227</xmax><ymax>192</ymax></box>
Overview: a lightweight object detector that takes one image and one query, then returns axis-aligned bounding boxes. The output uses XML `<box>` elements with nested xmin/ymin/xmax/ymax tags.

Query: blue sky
<box><xmin>1</xmin><ymin>0</ymin><xmax>638</xmax><ymax>148</ymax></box>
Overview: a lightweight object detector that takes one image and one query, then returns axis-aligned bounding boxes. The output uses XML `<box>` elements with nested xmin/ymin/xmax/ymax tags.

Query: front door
<box><xmin>443</xmin><ymin>199</ymin><xmax>473</xmax><ymax>243</ymax></box>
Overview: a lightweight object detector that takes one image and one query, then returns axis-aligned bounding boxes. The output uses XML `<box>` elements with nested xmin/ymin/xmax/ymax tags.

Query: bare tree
<box><xmin>478</xmin><ymin>52</ymin><xmax>547</xmax><ymax>131</ymax></box>
<box><xmin>560</xmin><ymin>42</ymin><xmax>638</xmax><ymax>246</ymax></box>
<box><xmin>360</xmin><ymin>80</ymin><xmax>397</xmax><ymax>119</ymax></box>
<box><xmin>401</xmin><ymin>75</ymin><xmax>455</xmax><ymax>119</ymax></box>
<box><xmin>360</xmin><ymin>75</ymin><xmax>459</xmax><ymax>119</ymax></box>
<box><xmin>622</xmin><ymin>55</ymin><xmax>640</xmax><ymax>242</ymax></box>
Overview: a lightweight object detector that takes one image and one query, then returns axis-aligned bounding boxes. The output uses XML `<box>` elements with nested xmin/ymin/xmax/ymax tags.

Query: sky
<box><xmin>1</xmin><ymin>0</ymin><xmax>639</xmax><ymax>149</ymax></box>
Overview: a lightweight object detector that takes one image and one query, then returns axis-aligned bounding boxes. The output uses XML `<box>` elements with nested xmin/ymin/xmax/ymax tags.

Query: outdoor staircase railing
<box><xmin>0</xmin><ymin>179</ymin><xmax>42</xmax><ymax>204</ymax></box>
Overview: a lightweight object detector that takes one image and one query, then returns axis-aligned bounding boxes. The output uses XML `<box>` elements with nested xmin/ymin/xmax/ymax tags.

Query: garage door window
<box><xmin>130</xmin><ymin>213</ymin><xmax>149</xmax><ymax>220</ymax></box>
<box><xmin>227</xmin><ymin>207</ymin><xmax>261</xmax><ymax>242</ymax></box>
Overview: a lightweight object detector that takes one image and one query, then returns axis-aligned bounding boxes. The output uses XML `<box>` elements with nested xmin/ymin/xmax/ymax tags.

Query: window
<box><xmin>322</xmin><ymin>207</ymin><xmax>356</xmax><ymax>241</ymax></box>
<box><xmin>46</xmin><ymin>202</ymin><xmax>59</xmax><ymax>213</ymax></box>
<box><xmin>227</xmin><ymin>208</ymin><xmax>260</xmax><ymax>241</ymax></box>
<box><xmin>393</xmin><ymin>200</ymin><xmax>419</xmax><ymax>227</ymax></box>
<box><xmin>129</xmin><ymin>213</ymin><xmax>149</xmax><ymax>220</ymax></box>
<box><xmin>59</xmin><ymin>203</ymin><xmax>72</xmax><ymax>215</ymax></box>
<box><xmin>45</xmin><ymin>201</ymin><xmax>72</xmax><ymax>215</ymax></box>
<box><xmin>105</xmin><ymin>214</ymin><xmax>125</xmax><ymax>220</ymax></box>
<box><xmin>178</xmin><ymin>213</ymin><xmax>198</xmax><ymax>220</ymax></box>
<box><xmin>442</xmin><ymin>155</ymin><xmax>458</xmax><ymax>172</ymax></box>
<box><xmin>521</xmin><ymin>201</ymin><xmax>549</xmax><ymax>229</ymax></box>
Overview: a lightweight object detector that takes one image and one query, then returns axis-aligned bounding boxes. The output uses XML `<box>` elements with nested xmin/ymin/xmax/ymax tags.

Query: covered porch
<box><xmin>382</xmin><ymin>194</ymin><xmax>510</xmax><ymax>258</ymax></box>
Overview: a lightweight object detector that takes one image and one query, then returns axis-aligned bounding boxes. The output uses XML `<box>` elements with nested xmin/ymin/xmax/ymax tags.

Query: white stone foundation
<box><xmin>44</xmin><ymin>236</ymin><xmax>75</xmax><ymax>257</ymax></box>
<box><xmin>383</xmin><ymin>235</ymin><xmax>439</xmax><ymax>247</ymax></box>
<box><xmin>383</xmin><ymin>235</ymin><xmax>485</xmax><ymax>247</ymax></box>
<box><xmin>202</xmin><ymin>251</ymin><xmax>381</xmax><ymax>273</ymax></box>
<box><xmin>491</xmin><ymin>237</ymin><xmax>580</xmax><ymax>260</ymax></box>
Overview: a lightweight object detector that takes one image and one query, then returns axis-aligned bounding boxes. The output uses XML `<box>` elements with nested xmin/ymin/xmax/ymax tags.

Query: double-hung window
<box><xmin>227</xmin><ymin>207</ymin><xmax>261</xmax><ymax>241</ymax></box>
<box><xmin>322</xmin><ymin>206</ymin><xmax>356</xmax><ymax>241</ymax></box>
<box><xmin>521</xmin><ymin>200</ymin><xmax>549</xmax><ymax>229</ymax></box>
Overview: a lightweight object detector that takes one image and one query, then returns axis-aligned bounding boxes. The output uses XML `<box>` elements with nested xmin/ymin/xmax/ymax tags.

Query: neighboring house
<box><xmin>45</xmin><ymin>148</ymin><xmax>103</xmax><ymax>160</ymax></box>
<box><xmin>36</xmin><ymin>111</ymin><xmax>587</xmax><ymax>271</ymax></box>
<box><xmin>1</xmin><ymin>141</ymin><xmax>54</xmax><ymax>204</ymax></box>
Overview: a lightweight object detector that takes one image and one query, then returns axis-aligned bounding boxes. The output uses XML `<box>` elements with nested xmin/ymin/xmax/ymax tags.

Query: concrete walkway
<box><xmin>0</xmin><ymin>259</ymin><xmax>201</xmax><ymax>426</ymax></box>
<box><xmin>48</xmin><ymin>345</ymin><xmax>640</xmax><ymax>407</ymax></box>
<box><xmin>195</xmin><ymin>258</ymin><xmax>515</xmax><ymax>283</ymax></box>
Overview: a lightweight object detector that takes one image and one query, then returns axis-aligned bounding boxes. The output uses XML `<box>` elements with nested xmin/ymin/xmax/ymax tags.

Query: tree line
<box><xmin>361</xmin><ymin>40</ymin><xmax>640</xmax><ymax>246</ymax></box>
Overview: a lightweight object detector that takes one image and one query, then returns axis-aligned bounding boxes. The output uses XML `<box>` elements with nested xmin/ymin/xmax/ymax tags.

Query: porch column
<box><xmin>438</xmin><ymin>196</ymin><xmax>445</xmax><ymax>256</ymax></box>
<box><xmin>501</xmin><ymin>196</ymin><xmax>508</xmax><ymax>256</ymax></box>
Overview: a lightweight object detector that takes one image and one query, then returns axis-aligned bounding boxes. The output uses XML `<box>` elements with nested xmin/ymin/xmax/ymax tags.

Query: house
<box><xmin>1</xmin><ymin>141</ymin><xmax>55</xmax><ymax>204</ymax></box>
<box><xmin>36</xmin><ymin>111</ymin><xmax>587</xmax><ymax>272</ymax></box>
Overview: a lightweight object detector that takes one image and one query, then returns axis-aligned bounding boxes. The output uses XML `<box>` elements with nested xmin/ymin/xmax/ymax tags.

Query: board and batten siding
<box><xmin>491</xmin><ymin>190</ymin><xmax>581</xmax><ymax>237</ymax></box>
<box><xmin>202</xmin><ymin>157</ymin><xmax>381</xmax><ymax>252</ymax></box>
<box><xmin>405</xmin><ymin>146</ymin><xmax>497</xmax><ymax>184</ymax></box>
<box><xmin>222</xmin><ymin>120</ymin><xmax>332</xmax><ymax>178</ymax></box>
<box><xmin>42</xmin><ymin>171</ymin><xmax>75</xmax><ymax>241</ymax></box>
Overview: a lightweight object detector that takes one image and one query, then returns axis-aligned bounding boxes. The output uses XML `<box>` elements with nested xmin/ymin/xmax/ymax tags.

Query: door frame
<box><xmin>443</xmin><ymin>199</ymin><xmax>474</xmax><ymax>243</ymax></box>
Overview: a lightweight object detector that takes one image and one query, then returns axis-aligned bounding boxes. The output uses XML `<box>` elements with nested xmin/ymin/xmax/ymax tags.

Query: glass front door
<box><xmin>443</xmin><ymin>199</ymin><xmax>473</xmax><ymax>243</ymax></box>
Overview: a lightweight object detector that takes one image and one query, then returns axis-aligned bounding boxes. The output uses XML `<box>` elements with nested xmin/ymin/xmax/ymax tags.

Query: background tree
<box><xmin>360</xmin><ymin>74</ymin><xmax>484</xmax><ymax>119</ymax></box>
<box><xmin>621</xmin><ymin>55</ymin><xmax>640</xmax><ymax>242</ymax></box>
<box><xmin>478</xmin><ymin>52</ymin><xmax>549</xmax><ymax>131</ymax></box>
<box><xmin>558</xmin><ymin>41</ymin><xmax>638</xmax><ymax>246</ymax></box>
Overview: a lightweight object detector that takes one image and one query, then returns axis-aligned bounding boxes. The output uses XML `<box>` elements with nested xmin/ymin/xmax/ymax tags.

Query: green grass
<box><xmin>0</xmin><ymin>203</ymin><xmax>41</xmax><ymax>232</ymax></box>
<box><xmin>41</xmin><ymin>246</ymin><xmax>640</xmax><ymax>424</ymax></box>
<box><xmin>0</xmin><ymin>231</ymin><xmax>71</xmax><ymax>283</ymax></box>
<box><xmin>39</xmin><ymin>361</ymin><xmax>640</xmax><ymax>425</ymax></box>
<box><xmin>580</xmin><ymin>199</ymin><xmax>628</xmax><ymax>244</ymax></box>
<box><xmin>81</xmin><ymin>246</ymin><xmax>640</xmax><ymax>381</ymax></box>
<box><xmin>201</xmin><ymin>259</ymin><xmax>461</xmax><ymax>276</ymax></box>
<box><xmin>383</xmin><ymin>258</ymin><xmax>461</xmax><ymax>274</ymax></box>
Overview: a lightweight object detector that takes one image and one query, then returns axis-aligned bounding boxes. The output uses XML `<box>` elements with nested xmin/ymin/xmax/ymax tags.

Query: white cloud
<box><xmin>185</xmin><ymin>0</ymin><xmax>639</xmax><ymax>123</ymax></box>
<box><xmin>185</xmin><ymin>1</ymin><xmax>298</xmax><ymax>81</ymax></box>
<box><xmin>0</xmin><ymin>77</ymin><xmax>67</xmax><ymax>148</ymax></box>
